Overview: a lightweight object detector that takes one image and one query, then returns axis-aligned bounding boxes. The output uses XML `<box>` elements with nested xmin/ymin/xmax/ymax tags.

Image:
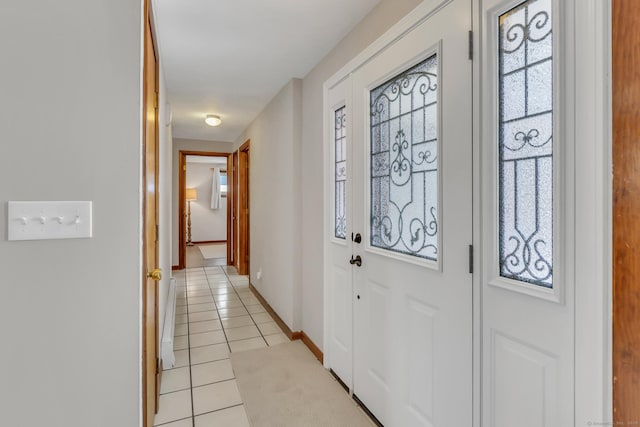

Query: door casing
<box><xmin>177</xmin><ymin>150</ymin><xmax>231</xmax><ymax>269</ymax></box>
<box><xmin>612</xmin><ymin>0</ymin><xmax>640</xmax><ymax>421</ymax></box>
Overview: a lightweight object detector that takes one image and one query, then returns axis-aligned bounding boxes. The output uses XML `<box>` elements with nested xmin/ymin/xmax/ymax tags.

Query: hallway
<box><xmin>154</xmin><ymin>266</ymin><xmax>289</xmax><ymax>426</ymax></box>
<box><xmin>0</xmin><ymin>1</ymin><xmax>615</xmax><ymax>425</ymax></box>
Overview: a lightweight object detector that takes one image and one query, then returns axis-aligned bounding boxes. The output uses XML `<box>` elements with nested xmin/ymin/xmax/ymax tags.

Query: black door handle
<box><xmin>349</xmin><ymin>255</ymin><xmax>362</xmax><ymax>267</ymax></box>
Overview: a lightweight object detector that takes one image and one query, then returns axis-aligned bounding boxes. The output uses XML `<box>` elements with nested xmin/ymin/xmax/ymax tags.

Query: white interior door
<box><xmin>479</xmin><ymin>0</ymin><xmax>575</xmax><ymax>425</ymax></box>
<box><xmin>350</xmin><ymin>0</ymin><xmax>473</xmax><ymax>425</ymax></box>
<box><xmin>325</xmin><ymin>77</ymin><xmax>354</xmax><ymax>388</ymax></box>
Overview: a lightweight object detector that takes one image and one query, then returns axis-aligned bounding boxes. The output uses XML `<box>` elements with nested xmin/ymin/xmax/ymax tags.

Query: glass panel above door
<box><xmin>335</xmin><ymin>106</ymin><xmax>347</xmax><ymax>240</ymax></box>
<box><xmin>498</xmin><ymin>0</ymin><xmax>553</xmax><ymax>288</ymax></box>
<box><xmin>370</xmin><ymin>54</ymin><xmax>439</xmax><ymax>261</ymax></box>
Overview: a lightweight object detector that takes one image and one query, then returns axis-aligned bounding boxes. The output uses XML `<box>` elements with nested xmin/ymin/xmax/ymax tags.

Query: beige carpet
<box><xmin>198</xmin><ymin>243</ymin><xmax>226</xmax><ymax>259</ymax></box>
<box><xmin>230</xmin><ymin>341</ymin><xmax>373</xmax><ymax>427</ymax></box>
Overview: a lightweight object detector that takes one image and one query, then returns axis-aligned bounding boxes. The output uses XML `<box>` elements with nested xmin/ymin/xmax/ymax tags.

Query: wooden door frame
<box><xmin>613</xmin><ymin>0</ymin><xmax>640</xmax><ymax>421</ymax></box>
<box><xmin>238</xmin><ymin>140</ymin><xmax>250</xmax><ymax>275</ymax></box>
<box><xmin>226</xmin><ymin>154</ymin><xmax>234</xmax><ymax>263</ymax></box>
<box><xmin>178</xmin><ymin>150</ymin><xmax>232</xmax><ymax>269</ymax></box>
<box><xmin>142</xmin><ymin>0</ymin><xmax>160</xmax><ymax>425</ymax></box>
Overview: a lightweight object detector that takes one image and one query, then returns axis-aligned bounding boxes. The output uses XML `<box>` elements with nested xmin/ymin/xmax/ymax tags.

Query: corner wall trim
<box><xmin>248</xmin><ymin>284</ymin><xmax>324</xmax><ymax>363</ymax></box>
<box><xmin>299</xmin><ymin>331</ymin><xmax>323</xmax><ymax>364</ymax></box>
<box><xmin>249</xmin><ymin>284</ymin><xmax>294</xmax><ymax>338</ymax></box>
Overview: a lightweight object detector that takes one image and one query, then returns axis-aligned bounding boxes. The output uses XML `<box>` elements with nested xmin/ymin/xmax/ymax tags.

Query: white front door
<box><xmin>349</xmin><ymin>0</ymin><xmax>473</xmax><ymax>425</ymax></box>
<box><xmin>479</xmin><ymin>0</ymin><xmax>575</xmax><ymax>425</ymax></box>
<box><xmin>325</xmin><ymin>0</ymin><xmax>603</xmax><ymax>425</ymax></box>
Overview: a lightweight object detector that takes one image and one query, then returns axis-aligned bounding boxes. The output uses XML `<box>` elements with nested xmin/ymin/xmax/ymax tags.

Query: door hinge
<box><xmin>468</xmin><ymin>244</ymin><xmax>474</xmax><ymax>274</ymax></box>
<box><xmin>155</xmin><ymin>224</ymin><xmax>159</xmax><ymax>242</ymax></box>
<box><xmin>468</xmin><ymin>30</ymin><xmax>473</xmax><ymax>60</ymax></box>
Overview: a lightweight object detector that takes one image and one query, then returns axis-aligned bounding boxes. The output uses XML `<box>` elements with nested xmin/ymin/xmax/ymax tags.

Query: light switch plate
<box><xmin>8</xmin><ymin>201</ymin><xmax>92</xmax><ymax>241</ymax></box>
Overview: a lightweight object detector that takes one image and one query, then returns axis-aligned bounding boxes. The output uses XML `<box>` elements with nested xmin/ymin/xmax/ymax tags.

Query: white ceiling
<box><xmin>153</xmin><ymin>0</ymin><xmax>381</xmax><ymax>142</ymax></box>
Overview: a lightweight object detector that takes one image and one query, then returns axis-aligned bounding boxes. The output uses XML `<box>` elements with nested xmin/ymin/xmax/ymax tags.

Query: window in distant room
<box><xmin>220</xmin><ymin>172</ymin><xmax>228</xmax><ymax>196</ymax></box>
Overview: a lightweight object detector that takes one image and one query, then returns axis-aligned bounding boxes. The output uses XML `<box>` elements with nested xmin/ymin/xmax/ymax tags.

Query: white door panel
<box><xmin>329</xmin><ymin>266</ymin><xmax>351</xmax><ymax>356</ymax></box>
<box><xmin>480</xmin><ymin>0</ymin><xmax>574</xmax><ymax>425</ymax></box>
<box><xmin>326</xmin><ymin>77</ymin><xmax>354</xmax><ymax>388</ymax></box>
<box><xmin>355</xmin><ymin>277</ymin><xmax>393</xmax><ymax>421</ymax></box>
<box><xmin>351</xmin><ymin>0</ymin><xmax>472</xmax><ymax>425</ymax></box>
<box><xmin>402</xmin><ymin>297</ymin><xmax>437</xmax><ymax>426</ymax></box>
<box><xmin>491</xmin><ymin>331</ymin><xmax>559</xmax><ymax>427</ymax></box>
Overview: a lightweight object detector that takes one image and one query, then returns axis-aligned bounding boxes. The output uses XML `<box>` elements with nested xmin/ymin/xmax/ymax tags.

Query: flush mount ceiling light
<box><xmin>205</xmin><ymin>114</ymin><xmax>222</xmax><ymax>127</ymax></box>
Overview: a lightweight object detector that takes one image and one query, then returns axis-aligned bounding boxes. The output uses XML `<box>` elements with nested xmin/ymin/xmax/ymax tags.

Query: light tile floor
<box><xmin>154</xmin><ymin>266</ymin><xmax>290</xmax><ymax>426</ymax></box>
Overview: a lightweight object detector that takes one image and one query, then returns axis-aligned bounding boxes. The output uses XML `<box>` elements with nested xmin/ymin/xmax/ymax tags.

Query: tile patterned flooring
<box><xmin>154</xmin><ymin>266</ymin><xmax>290</xmax><ymax>426</ymax></box>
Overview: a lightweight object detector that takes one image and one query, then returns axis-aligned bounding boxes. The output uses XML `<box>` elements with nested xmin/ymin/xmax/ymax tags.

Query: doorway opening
<box><xmin>178</xmin><ymin>150</ymin><xmax>232</xmax><ymax>269</ymax></box>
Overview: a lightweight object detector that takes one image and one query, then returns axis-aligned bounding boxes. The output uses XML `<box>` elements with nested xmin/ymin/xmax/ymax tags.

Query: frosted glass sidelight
<box><xmin>335</xmin><ymin>106</ymin><xmax>347</xmax><ymax>239</ymax></box>
<box><xmin>499</xmin><ymin>0</ymin><xmax>553</xmax><ymax>288</ymax></box>
<box><xmin>370</xmin><ymin>55</ymin><xmax>438</xmax><ymax>261</ymax></box>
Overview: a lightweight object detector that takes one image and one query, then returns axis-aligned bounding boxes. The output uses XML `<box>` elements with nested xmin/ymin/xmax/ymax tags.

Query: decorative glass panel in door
<box><xmin>499</xmin><ymin>0</ymin><xmax>553</xmax><ymax>287</ymax></box>
<box><xmin>370</xmin><ymin>55</ymin><xmax>439</xmax><ymax>261</ymax></box>
<box><xmin>335</xmin><ymin>106</ymin><xmax>347</xmax><ymax>239</ymax></box>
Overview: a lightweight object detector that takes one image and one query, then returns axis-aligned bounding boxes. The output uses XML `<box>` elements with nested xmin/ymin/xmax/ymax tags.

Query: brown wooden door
<box><xmin>613</xmin><ymin>0</ymin><xmax>640</xmax><ymax>421</ymax></box>
<box><xmin>232</xmin><ymin>151</ymin><xmax>239</xmax><ymax>268</ymax></box>
<box><xmin>142</xmin><ymin>7</ymin><xmax>160</xmax><ymax>427</ymax></box>
<box><xmin>238</xmin><ymin>140</ymin><xmax>250</xmax><ymax>275</ymax></box>
<box><xmin>227</xmin><ymin>154</ymin><xmax>234</xmax><ymax>263</ymax></box>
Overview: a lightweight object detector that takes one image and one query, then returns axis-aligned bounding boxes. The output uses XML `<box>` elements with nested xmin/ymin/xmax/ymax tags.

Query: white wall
<box><xmin>0</xmin><ymin>1</ymin><xmax>142</xmax><ymax>426</ymax></box>
<box><xmin>300</xmin><ymin>0</ymin><xmax>422</xmax><ymax>348</ymax></box>
<box><xmin>186</xmin><ymin>162</ymin><xmax>227</xmax><ymax>242</ymax></box>
<box><xmin>157</xmin><ymin>50</ymin><xmax>173</xmax><ymax>356</ymax></box>
<box><xmin>172</xmin><ymin>138</ymin><xmax>232</xmax><ymax>266</ymax></box>
<box><xmin>233</xmin><ymin>79</ymin><xmax>303</xmax><ymax>330</ymax></box>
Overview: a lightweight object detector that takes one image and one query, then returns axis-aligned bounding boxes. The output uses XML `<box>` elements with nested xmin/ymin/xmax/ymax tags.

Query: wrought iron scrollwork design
<box><xmin>335</xmin><ymin>217</ymin><xmax>346</xmax><ymax>240</ymax></box>
<box><xmin>502</xmin><ymin>10</ymin><xmax>551</xmax><ymax>54</ymax></box>
<box><xmin>502</xmin><ymin>232</ymin><xmax>552</xmax><ymax>283</ymax></box>
<box><xmin>414</xmin><ymin>149</ymin><xmax>437</xmax><ymax>166</ymax></box>
<box><xmin>391</xmin><ymin>130</ymin><xmax>411</xmax><ymax>186</ymax></box>
<box><xmin>334</xmin><ymin>107</ymin><xmax>347</xmax><ymax>239</ymax></box>
<box><xmin>370</xmin><ymin>55</ymin><xmax>439</xmax><ymax>261</ymax></box>
<box><xmin>499</xmin><ymin>0</ymin><xmax>553</xmax><ymax>288</ymax></box>
<box><xmin>508</xmin><ymin>129</ymin><xmax>551</xmax><ymax>151</ymax></box>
